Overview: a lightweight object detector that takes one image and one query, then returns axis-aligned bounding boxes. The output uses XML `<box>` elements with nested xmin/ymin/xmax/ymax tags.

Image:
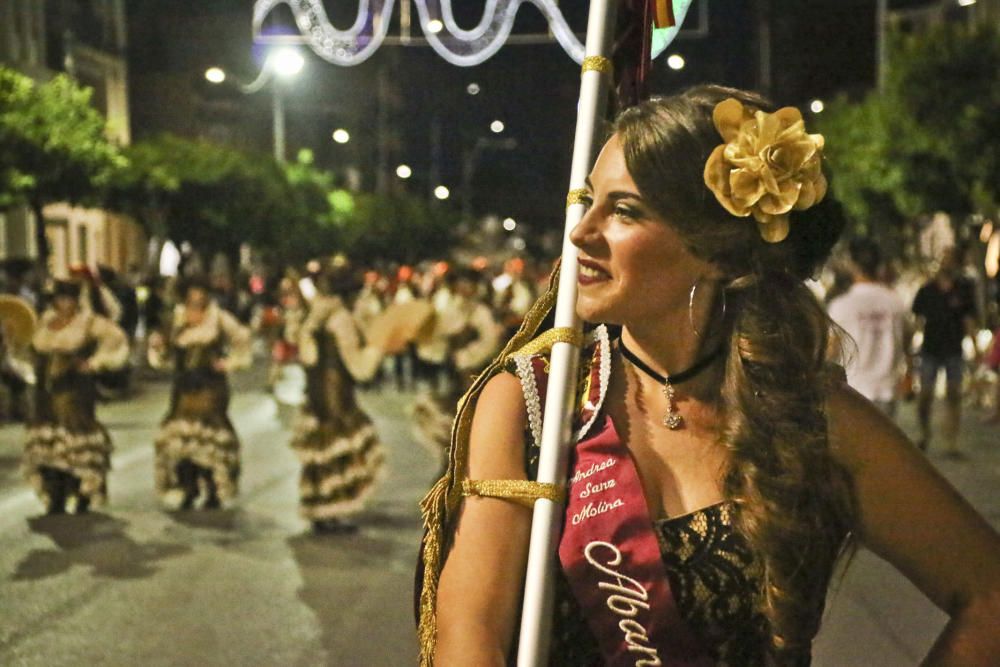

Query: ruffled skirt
<box><xmin>409</xmin><ymin>390</ymin><xmax>453</xmax><ymax>462</ymax></box>
<box><xmin>154</xmin><ymin>418</ymin><xmax>240</xmax><ymax>500</ymax></box>
<box><xmin>290</xmin><ymin>412</ymin><xmax>385</xmax><ymax>519</ymax></box>
<box><xmin>23</xmin><ymin>423</ymin><xmax>112</xmax><ymax>505</ymax></box>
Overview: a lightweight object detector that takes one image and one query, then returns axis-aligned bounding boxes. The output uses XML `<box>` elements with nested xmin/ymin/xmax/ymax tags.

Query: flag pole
<box><xmin>515</xmin><ymin>2</ymin><xmax>619</xmax><ymax>664</ymax></box>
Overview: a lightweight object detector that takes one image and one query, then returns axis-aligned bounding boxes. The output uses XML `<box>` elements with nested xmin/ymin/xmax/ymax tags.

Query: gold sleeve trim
<box><xmin>511</xmin><ymin>326</ymin><xmax>582</xmax><ymax>358</ymax></box>
<box><xmin>461</xmin><ymin>479</ymin><xmax>565</xmax><ymax>508</ymax></box>
<box><xmin>566</xmin><ymin>188</ymin><xmax>589</xmax><ymax>208</ymax></box>
<box><xmin>581</xmin><ymin>55</ymin><xmax>613</xmax><ymax>77</ymax></box>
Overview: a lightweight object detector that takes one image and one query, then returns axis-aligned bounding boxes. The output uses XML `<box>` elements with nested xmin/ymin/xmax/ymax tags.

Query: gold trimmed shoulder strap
<box><xmin>461</xmin><ymin>479</ymin><xmax>565</xmax><ymax>509</ymax></box>
<box><xmin>509</xmin><ymin>326</ymin><xmax>582</xmax><ymax>359</ymax></box>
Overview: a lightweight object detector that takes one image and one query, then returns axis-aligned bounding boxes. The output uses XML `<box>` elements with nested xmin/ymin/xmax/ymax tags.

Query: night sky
<box><xmin>126</xmin><ymin>1</ymin><xmax>890</xmax><ymax>238</ymax></box>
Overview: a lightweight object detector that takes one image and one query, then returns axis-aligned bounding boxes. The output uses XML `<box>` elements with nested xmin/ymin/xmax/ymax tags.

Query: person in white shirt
<box><xmin>828</xmin><ymin>238</ymin><xmax>909</xmax><ymax>416</ymax></box>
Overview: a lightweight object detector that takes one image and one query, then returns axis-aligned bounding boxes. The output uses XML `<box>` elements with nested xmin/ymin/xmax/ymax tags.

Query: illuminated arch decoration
<box><xmin>252</xmin><ymin>0</ymin><xmax>694</xmax><ymax>67</ymax></box>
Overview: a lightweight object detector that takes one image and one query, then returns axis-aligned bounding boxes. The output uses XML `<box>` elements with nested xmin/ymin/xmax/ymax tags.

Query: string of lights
<box><xmin>252</xmin><ymin>0</ymin><xmax>692</xmax><ymax>67</ymax></box>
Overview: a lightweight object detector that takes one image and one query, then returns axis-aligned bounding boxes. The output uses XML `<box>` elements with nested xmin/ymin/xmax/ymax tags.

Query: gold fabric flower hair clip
<box><xmin>703</xmin><ymin>98</ymin><xmax>827</xmax><ymax>243</ymax></box>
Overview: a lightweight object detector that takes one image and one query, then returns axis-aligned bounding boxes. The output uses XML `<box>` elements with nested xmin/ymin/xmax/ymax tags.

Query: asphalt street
<box><xmin>0</xmin><ymin>365</ymin><xmax>997</xmax><ymax>666</ymax></box>
<box><xmin>0</xmin><ymin>367</ymin><xmax>436</xmax><ymax>666</ymax></box>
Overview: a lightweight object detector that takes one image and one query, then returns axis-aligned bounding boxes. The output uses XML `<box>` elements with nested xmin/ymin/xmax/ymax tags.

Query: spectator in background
<box><xmin>98</xmin><ymin>266</ymin><xmax>139</xmax><ymax>342</ymax></box>
<box><xmin>828</xmin><ymin>238</ymin><xmax>909</xmax><ymax>416</ymax></box>
<box><xmin>912</xmin><ymin>247</ymin><xmax>979</xmax><ymax>456</ymax></box>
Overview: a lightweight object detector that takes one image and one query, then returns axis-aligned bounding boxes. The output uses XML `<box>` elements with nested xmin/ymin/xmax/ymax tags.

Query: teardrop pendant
<box><xmin>662</xmin><ymin>378</ymin><xmax>684</xmax><ymax>429</ymax></box>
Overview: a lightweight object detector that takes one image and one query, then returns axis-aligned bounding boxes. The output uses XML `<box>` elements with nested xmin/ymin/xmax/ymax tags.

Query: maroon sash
<box><xmin>557</xmin><ymin>415</ymin><xmax>712</xmax><ymax>666</ymax></box>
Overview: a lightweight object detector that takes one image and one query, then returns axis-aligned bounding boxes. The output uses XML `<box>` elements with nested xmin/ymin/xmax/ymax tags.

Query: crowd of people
<box><xmin>0</xmin><ymin>254</ymin><xmax>546</xmax><ymax>533</ymax></box>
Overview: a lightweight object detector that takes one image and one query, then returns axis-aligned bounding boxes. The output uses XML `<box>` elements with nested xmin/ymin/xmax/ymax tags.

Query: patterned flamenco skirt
<box><xmin>409</xmin><ymin>390</ymin><xmax>453</xmax><ymax>467</ymax></box>
<box><xmin>290</xmin><ymin>409</ymin><xmax>385</xmax><ymax>520</ymax></box>
<box><xmin>23</xmin><ymin>421</ymin><xmax>112</xmax><ymax>506</ymax></box>
<box><xmin>154</xmin><ymin>379</ymin><xmax>240</xmax><ymax>502</ymax></box>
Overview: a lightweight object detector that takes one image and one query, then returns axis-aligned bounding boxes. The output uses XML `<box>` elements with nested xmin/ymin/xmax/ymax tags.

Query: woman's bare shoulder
<box><xmin>467</xmin><ymin>371</ymin><xmax>529</xmax><ymax>480</ymax></box>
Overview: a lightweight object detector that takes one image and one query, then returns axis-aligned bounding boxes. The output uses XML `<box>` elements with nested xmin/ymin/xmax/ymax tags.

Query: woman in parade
<box><xmin>291</xmin><ymin>263</ymin><xmax>394</xmax><ymax>534</ymax></box>
<box><xmin>412</xmin><ymin>267</ymin><xmax>501</xmax><ymax>472</ymax></box>
<box><xmin>150</xmin><ymin>276</ymin><xmax>251</xmax><ymax>510</ymax></box>
<box><xmin>421</xmin><ymin>86</ymin><xmax>1000</xmax><ymax>665</ymax></box>
<box><xmin>23</xmin><ymin>280</ymin><xmax>129</xmax><ymax>514</ymax></box>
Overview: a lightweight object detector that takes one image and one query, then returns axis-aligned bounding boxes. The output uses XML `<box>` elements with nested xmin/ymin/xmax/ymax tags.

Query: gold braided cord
<box><xmin>512</xmin><ymin>326</ymin><xmax>582</xmax><ymax>358</ymax></box>
<box><xmin>566</xmin><ymin>188</ymin><xmax>589</xmax><ymax>208</ymax></box>
<box><xmin>461</xmin><ymin>479</ymin><xmax>566</xmax><ymax>508</ymax></box>
<box><xmin>581</xmin><ymin>55</ymin><xmax>613</xmax><ymax>77</ymax></box>
<box><xmin>417</xmin><ymin>265</ymin><xmax>561</xmax><ymax>667</ymax></box>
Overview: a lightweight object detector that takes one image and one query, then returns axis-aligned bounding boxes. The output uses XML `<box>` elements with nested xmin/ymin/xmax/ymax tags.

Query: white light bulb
<box><xmin>502</xmin><ymin>217</ymin><xmax>517</xmax><ymax>231</ymax></box>
<box><xmin>396</xmin><ymin>164</ymin><xmax>412</xmax><ymax>179</ymax></box>
<box><xmin>434</xmin><ymin>185</ymin><xmax>450</xmax><ymax>200</ymax></box>
<box><xmin>667</xmin><ymin>54</ymin><xmax>685</xmax><ymax>71</ymax></box>
<box><xmin>467</xmin><ymin>82</ymin><xmax>481</xmax><ymax>95</ymax></box>
<box><xmin>810</xmin><ymin>99</ymin><xmax>825</xmax><ymax>114</ymax></box>
<box><xmin>205</xmin><ymin>67</ymin><xmax>226</xmax><ymax>84</ymax></box>
<box><xmin>270</xmin><ymin>48</ymin><xmax>305</xmax><ymax>77</ymax></box>
<box><xmin>332</xmin><ymin>129</ymin><xmax>350</xmax><ymax>144</ymax></box>
<box><xmin>427</xmin><ymin>19</ymin><xmax>444</xmax><ymax>34</ymax></box>
<box><xmin>490</xmin><ymin>120</ymin><xmax>505</xmax><ymax>134</ymax></box>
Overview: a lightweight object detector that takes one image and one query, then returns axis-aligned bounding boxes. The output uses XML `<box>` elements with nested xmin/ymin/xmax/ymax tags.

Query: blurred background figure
<box><xmin>912</xmin><ymin>247</ymin><xmax>980</xmax><ymax>456</ymax></box>
<box><xmin>148</xmin><ymin>276</ymin><xmax>252</xmax><ymax>510</ymax></box>
<box><xmin>828</xmin><ymin>238</ymin><xmax>909</xmax><ymax>416</ymax></box>
<box><xmin>268</xmin><ymin>274</ymin><xmax>307</xmax><ymax>406</ymax></box>
<box><xmin>0</xmin><ymin>295</ymin><xmax>36</xmax><ymax>423</ymax></box>
<box><xmin>23</xmin><ymin>280</ymin><xmax>129</xmax><ymax>514</ymax></box>
<box><xmin>412</xmin><ymin>266</ymin><xmax>501</xmax><ymax>471</ymax></box>
<box><xmin>290</xmin><ymin>262</ymin><xmax>394</xmax><ymax>534</ymax></box>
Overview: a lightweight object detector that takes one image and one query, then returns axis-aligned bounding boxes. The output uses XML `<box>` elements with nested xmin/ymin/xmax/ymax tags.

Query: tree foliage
<box><xmin>111</xmin><ymin>138</ymin><xmax>459</xmax><ymax>265</ymax></box>
<box><xmin>0</xmin><ymin>66</ymin><xmax>125</xmax><ymax>260</ymax></box>
<box><xmin>818</xmin><ymin>21</ymin><xmax>1000</xmax><ymax>237</ymax></box>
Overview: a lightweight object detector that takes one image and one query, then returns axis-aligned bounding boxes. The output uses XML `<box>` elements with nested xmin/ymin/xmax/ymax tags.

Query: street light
<box><xmin>490</xmin><ymin>120</ymin><xmax>505</xmax><ymax>134</ymax></box>
<box><xmin>434</xmin><ymin>185</ymin><xmax>450</xmax><ymax>200</ymax></box>
<box><xmin>396</xmin><ymin>164</ymin><xmax>412</xmax><ymax>179</ymax></box>
<box><xmin>332</xmin><ymin>129</ymin><xmax>351</xmax><ymax>144</ymax></box>
<box><xmin>269</xmin><ymin>47</ymin><xmax>305</xmax><ymax>78</ymax></box>
<box><xmin>205</xmin><ymin>67</ymin><xmax>226</xmax><ymax>84</ymax></box>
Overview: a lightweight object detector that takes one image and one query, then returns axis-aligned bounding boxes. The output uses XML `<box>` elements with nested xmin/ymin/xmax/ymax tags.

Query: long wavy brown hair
<box><xmin>615</xmin><ymin>85</ymin><xmax>857</xmax><ymax>663</ymax></box>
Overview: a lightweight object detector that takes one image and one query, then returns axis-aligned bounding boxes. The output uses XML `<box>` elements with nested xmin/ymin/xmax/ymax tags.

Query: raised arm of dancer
<box><xmin>828</xmin><ymin>386</ymin><xmax>1000</xmax><ymax>666</ymax></box>
<box><xmin>326</xmin><ymin>308</ymin><xmax>382</xmax><ymax>382</ymax></box>
<box><xmin>85</xmin><ymin>315</ymin><xmax>129</xmax><ymax>371</ymax></box>
<box><xmin>435</xmin><ymin>372</ymin><xmax>532</xmax><ymax>666</ymax></box>
<box><xmin>218</xmin><ymin>310</ymin><xmax>252</xmax><ymax>372</ymax></box>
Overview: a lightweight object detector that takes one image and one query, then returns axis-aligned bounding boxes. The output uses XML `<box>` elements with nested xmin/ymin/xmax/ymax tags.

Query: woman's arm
<box><xmin>217</xmin><ymin>310</ymin><xmax>252</xmax><ymax>371</ymax></box>
<box><xmin>435</xmin><ymin>372</ymin><xmax>534</xmax><ymax>666</ymax></box>
<box><xmin>85</xmin><ymin>316</ymin><xmax>130</xmax><ymax>371</ymax></box>
<box><xmin>828</xmin><ymin>386</ymin><xmax>1000</xmax><ymax>666</ymax></box>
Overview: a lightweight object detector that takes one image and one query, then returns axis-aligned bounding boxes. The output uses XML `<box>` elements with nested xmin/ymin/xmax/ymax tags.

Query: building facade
<box><xmin>0</xmin><ymin>0</ymin><xmax>145</xmax><ymax>277</ymax></box>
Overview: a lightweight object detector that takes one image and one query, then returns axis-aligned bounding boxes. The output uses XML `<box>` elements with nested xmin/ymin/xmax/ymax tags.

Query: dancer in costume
<box><xmin>0</xmin><ymin>294</ymin><xmax>36</xmax><ymax>422</ymax></box>
<box><xmin>150</xmin><ymin>276</ymin><xmax>251</xmax><ymax>510</ymax></box>
<box><xmin>422</xmin><ymin>86</ymin><xmax>1000</xmax><ymax>665</ymax></box>
<box><xmin>412</xmin><ymin>267</ymin><xmax>501</xmax><ymax>470</ymax></box>
<box><xmin>23</xmin><ymin>280</ymin><xmax>128</xmax><ymax>514</ymax></box>
<box><xmin>291</xmin><ymin>265</ymin><xmax>390</xmax><ymax>533</ymax></box>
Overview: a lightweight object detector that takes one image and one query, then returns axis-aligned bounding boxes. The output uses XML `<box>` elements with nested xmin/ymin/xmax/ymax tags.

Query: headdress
<box><xmin>703</xmin><ymin>98</ymin><xmax>827</xmax><ymax>243</ymax></box>
<box><xmin>51</xmin><ymin>279</ymin><xmax>82</xmax><ymax>300</ymax></box>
